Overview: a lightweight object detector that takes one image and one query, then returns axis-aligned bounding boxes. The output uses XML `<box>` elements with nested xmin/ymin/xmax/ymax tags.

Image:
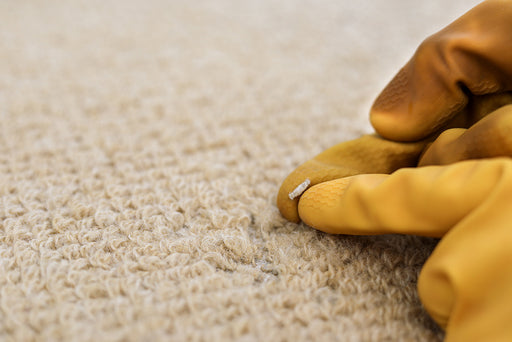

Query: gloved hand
<box><xmin>277</xmin><ymin>1</ymin><xmax>512</xmax><ymax>341</ymax></box>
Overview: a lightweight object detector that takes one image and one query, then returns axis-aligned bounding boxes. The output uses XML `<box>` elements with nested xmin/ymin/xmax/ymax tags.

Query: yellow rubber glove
<box><xmin>277</xmin><ymin>1</ymin><xmax>512</xmax><ymax>340</ymax></box>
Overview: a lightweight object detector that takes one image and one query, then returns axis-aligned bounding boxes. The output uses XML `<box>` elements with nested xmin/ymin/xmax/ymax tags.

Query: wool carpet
<box><xmin>0</xmin><ymin>0</ymin><xmax>482</xmax><ymax>341</ymax></box>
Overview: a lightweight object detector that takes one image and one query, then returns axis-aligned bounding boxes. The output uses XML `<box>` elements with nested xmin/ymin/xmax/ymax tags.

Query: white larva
<box><xmin>288</xmin><ymin>179</ymin><xmax>311</xmax><ymax>200</ymax></box>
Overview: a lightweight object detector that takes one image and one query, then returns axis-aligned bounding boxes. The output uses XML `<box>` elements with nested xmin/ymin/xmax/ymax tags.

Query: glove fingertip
<box><xmin>277</xmin><ymin>182</ymin><xmax>301</xmax><ymax>223</ymax></box>
<box><xmin>298</xmin><ymin>179</ymin><xmax>352</xmax><ymax>234</ymax></box>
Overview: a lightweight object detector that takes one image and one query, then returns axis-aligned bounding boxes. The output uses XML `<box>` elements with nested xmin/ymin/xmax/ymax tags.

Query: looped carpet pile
<box><xmin>0</xmin><ymin>0</ymin><xmax>480</xmax><ymax>341</ymax></box>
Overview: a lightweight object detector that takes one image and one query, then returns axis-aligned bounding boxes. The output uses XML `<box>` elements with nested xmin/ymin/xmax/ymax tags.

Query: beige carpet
<box><xmin>0</xmin><ymin>1</ymin><xmax>482</xmax><ymax>341</ymax></box>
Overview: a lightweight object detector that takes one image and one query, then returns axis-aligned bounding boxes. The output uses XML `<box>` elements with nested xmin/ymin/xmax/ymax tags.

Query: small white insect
<box><xmin>288</xmin><ymin>178</ymin><xmax>311</xmax><ymax>200</ymax></box>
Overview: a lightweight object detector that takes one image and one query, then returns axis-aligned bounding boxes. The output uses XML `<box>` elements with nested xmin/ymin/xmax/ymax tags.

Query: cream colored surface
<box><xmin>0</xmin><ymin>1</ymin><xmax>481</xmax><ymax>341</ymax></box>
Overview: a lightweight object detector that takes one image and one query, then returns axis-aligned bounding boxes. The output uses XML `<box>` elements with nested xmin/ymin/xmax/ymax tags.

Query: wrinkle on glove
<box><xmin>419</xmin><ymin>104</ymin><xmax>512</xmax><ymax>166</ymax></box>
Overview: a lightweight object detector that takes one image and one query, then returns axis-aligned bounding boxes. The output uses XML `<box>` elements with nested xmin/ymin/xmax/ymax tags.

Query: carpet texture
<box><xmin>0</xmin><ymin>1</ymin><xmax>482</xmax><ymax>341</ymax></box>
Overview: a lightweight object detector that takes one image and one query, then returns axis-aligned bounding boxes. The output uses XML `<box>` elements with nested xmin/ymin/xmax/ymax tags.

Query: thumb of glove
<box><xmin>277</xmin><ymin>135</ymin><xmax>426</xmax><ymax>223</ymax></box>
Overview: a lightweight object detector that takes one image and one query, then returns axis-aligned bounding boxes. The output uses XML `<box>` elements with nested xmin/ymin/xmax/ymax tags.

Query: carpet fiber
<box><xmin>0</xmin><ymin>1</ymin><xmax>481</xmax><ymax>341</ymax></box>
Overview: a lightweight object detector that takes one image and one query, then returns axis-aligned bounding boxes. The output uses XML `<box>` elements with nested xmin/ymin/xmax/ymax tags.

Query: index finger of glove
<box><xmin>298</xmin><ymin>158</ymin><xmax>512</xmax><ymax>238</ymax></box>
<box><xmin>370</xmin><ymin>0</ymin><xmax>512</xmax><ymax>142</ymax></box>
